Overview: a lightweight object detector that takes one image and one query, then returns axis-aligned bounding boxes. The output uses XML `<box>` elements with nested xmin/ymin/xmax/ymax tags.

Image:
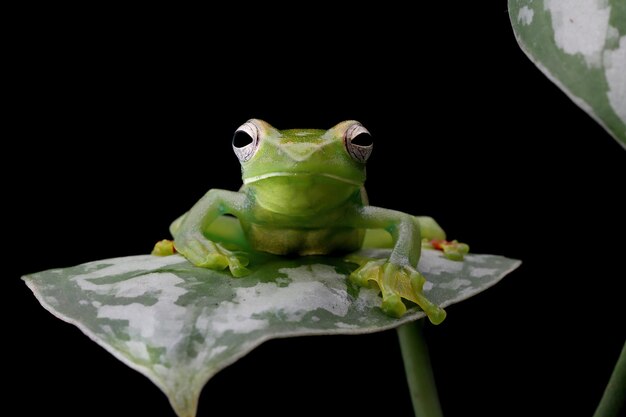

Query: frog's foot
<box><xmin>152</xmin><ymin>239</ymin><xmax>176</xmax><ymax>256</ymax></box>
<box><xmin>348</xmin><ymin>258</ymin><xmax>446</xmax><ymax>324</ymax></box>
<box><xmin>423</xmin><ymin>239</ymin><xmax>469</xmax><ymax>261</ymax></box>
<box><xmin>175</xmin><ymin>235</ymin><xmax>250</xmax><ymax>277</ymax></box>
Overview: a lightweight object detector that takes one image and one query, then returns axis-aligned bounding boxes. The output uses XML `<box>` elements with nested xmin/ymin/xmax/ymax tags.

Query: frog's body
<box><xmin>240</xmin><ymin>174</ymin><xmax>366</xmax><ymax>256</ymax></box>
<box><xmin>154</xmin><ymin>120</ymin><xmax>467</xmax><ymax>324</ymax></box>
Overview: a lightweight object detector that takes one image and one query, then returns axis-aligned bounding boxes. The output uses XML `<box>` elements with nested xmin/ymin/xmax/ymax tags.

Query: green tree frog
<box><xmin>153</xmin><ymin>120</ymin><xmax>468</xmax><ymax>324</ymax></box>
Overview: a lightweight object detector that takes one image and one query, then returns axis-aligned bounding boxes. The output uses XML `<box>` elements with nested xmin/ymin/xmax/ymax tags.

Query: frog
<box><xmin>152</xmin><ymin>119</ymin><xmax>468</xmax><ymax>324</ymax></box>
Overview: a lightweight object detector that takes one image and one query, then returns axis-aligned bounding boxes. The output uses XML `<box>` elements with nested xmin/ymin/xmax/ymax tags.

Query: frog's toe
<box><xmin>230</xmin><ymin>265</ymin><xmax>251</xmax><ymax>277</ymax></box>
<box><xmin>429</xmin><ymin>239</ymin><xmax>470</xmax><ymax>261</ymax></box>
<box><xmin>426</xmin><ymin>307</ymin><xmax>447</xmax><ymax>325</ymax></box>
<box><xmin>213</xmin><ymin>245</ymin><xmax>251</xmax><ymax>278</ymax></box>
<box><xmin>176</xmin><ymin>238</ymin><xmax>217</xmax><ymax>268</ymax></box>
<box><xmin>152</xmin><ymin>239</ymin><xmax>176</xmax><ymax>256</ymax></box>
<box><xmin>348</xmin><ymin>259</ymin><xmax>384</xmax><ymax>287</ymax></box>
<box><xmin>381</xmin><ymin>294</ymin><xmax>407</xmax><ymax>318</ymax></box>
<box><xmin>176</xmin><ymin>239</ymin><xmax>230</xmax><ymax>270</ymax></box>
<box><xmin>442</xmin><ymin>241</ymin><xmax>469</xmax><ymax>261</ymax></box>
<box><xmin>349</xmin><ymin>270</ymin><xmax>370</xmax><ymax>287</ymax></box>
<box><xmin>348</xmin><ymin>269</ymin><xmax>370</xmax><ymax>288</ymax></box>
<box><xmin>199</xmin><ymin>253</ymin><xmax>230</xmax><ymax>270</ymax></box>
<box><xmin>228</xmin><ymin>254</ymin><xmax>251</xmax><ymax>277</ymax></box>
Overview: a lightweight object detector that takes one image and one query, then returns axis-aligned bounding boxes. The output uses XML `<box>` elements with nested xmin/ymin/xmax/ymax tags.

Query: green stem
<box><xmin>593</xmin><ymin>339</ymin><xmax>626</xmax><ymax>417</ymax></box>
<box><xmin>397</xmin><ymin>320</ymin><xmax>443</xmax><ymax>417</ymax></box>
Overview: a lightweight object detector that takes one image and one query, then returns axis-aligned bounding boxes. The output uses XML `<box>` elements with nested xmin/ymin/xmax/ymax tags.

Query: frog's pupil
<box><xmin>351</xmin><ymin>132</ymin><xmax>373</xmax><ymax>147</ymax></box>
<box><xmin>233</xmin><ymin>131</ymin><xmax>254</xmax><ymax>148</ymax></box>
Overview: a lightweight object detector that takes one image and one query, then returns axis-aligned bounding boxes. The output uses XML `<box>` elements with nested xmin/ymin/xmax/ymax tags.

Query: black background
<box><xmin>9</xmin><ymin>3</ymin><xmax>625</xmax><ymax>417</ymax></box>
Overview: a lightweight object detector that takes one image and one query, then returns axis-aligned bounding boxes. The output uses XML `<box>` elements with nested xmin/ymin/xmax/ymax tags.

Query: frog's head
<box><xmin>232</xmin><ymin>119</ymin><xmax>372</xmax><ymax>188</ymax></box>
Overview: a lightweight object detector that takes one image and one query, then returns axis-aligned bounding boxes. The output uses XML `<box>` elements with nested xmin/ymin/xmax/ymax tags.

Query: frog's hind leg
<box><xmin>362</xmin><ymin>216</ymin><xmax>446</xmax><ymax>249</ymax></box>
<box><xmin>363</xmin><ymin>216</ymin><xmax>468</xmax><ymax>261</ymax></box>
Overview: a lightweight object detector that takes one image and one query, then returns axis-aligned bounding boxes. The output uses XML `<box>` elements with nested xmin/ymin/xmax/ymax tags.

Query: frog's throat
<box><xmin>243</xmin><ymin>172</ymin><xmax>362</xmax><ymax>187</ymax></box>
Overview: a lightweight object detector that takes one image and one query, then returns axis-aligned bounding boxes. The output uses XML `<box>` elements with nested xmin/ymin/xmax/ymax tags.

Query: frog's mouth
<box><xmin>243</xmin><ymin>172</ymin><xmax>362</xmax><ymax>187</ymax></box>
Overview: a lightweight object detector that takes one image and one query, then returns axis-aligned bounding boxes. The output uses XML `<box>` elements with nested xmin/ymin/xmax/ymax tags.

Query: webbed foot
<box><xmin>152</xmin><ymin>239</ymin><xmax>176</xmax><ymax>256</ymax></box>
<box><xmin>423</xmin><ymin>239</ymin><xmax>469</xmax><ymax>261</ymax></box>
<box><xmin>173</xmin><ymin>234</ymin><xmax>251</xmax><ymax>277</ymax></box>
<box><xmin>347</xmin><ymin>257</ymin><xmax>446</xmax><ymax>324</ymax></box>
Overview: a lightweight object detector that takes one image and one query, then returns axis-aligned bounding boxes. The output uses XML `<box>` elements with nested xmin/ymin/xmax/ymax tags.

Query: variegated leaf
<box><xmin>509</xmin><ymin>0</ymin><xmax>626</xmax><ymax>148</ymax></box>
<box><xmin>23</xmin><ymin>249</ymin><xmax>520</xmax><ymax>417</ymax></box>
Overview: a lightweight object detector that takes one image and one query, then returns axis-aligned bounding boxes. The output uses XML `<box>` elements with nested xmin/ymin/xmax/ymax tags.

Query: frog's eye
<box><xmin>345</xmin><ymin>123</ymin><xmax>373</xmax><ymax>163</ymax></box>
<box><xmin>233</xmin><ymin>121</ymin><xmax>259</xmax><ymax>162</ymax></box>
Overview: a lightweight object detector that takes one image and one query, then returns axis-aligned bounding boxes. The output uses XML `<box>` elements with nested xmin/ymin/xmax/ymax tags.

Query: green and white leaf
<box><xmin>509</xmin><ymin>0</ymin><xmax>626</xmax><ymax>148</ymax></box>
<box><xmin>23</xmin><ymin>250</ymin><xmax>520</xmax><ymax>417</ymax></box>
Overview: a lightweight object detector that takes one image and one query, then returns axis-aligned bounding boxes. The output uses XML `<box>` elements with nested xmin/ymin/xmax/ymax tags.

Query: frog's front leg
<box><xmin>173</xmin><ymin>189</ymin><xmax>250</xmax><ymax>277</ymax></box>
<box><xmin>346</xmin><ymin>206</ymin><xmax>446</xmax><ymax>324</ymax></box>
